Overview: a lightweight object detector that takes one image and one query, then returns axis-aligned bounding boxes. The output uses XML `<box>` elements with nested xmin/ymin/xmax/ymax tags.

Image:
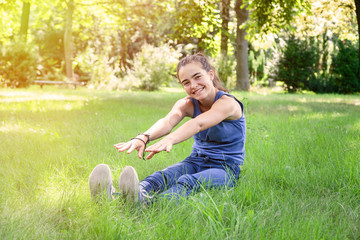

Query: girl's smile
<box><xmin>178</xmin><ymin>62</ymin><xmax>216</xmax><ymax>103</ymax></box>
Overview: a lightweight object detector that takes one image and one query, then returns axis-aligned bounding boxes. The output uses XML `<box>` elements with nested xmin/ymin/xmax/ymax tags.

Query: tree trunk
<box><xmin>64</xmin><ymin>0</ymin><xmax>74</xmax><ymax>80</ymax></box>
<box><xmin>354</xmin><ymin>0</ymin><xmax>360</xmax><ymax>78</ymax></box>
<box><xmin>220</xmin><ymin>0</ymin><xmax>230</xmax><ymax>56</ymax></box>
<box><xmin>19</xmin><ymin>1</ymin><xmax>30</xmax><ymax>42</ymax></box>
<box><xmin>234</xmin><ymin>0</ymin><xmax>249</xmax><ymax>91</ymax></box>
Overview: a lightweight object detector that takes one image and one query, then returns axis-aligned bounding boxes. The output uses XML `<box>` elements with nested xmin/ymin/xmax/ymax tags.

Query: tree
<box><xmin>234</xmin><ymin>0</ymin><xmax>249</xmax><ymax>91</ymax></box>
<box><xmin>292</xmin><ymin>0</ymin><xmax>358</xmax><ymax>77</ymax></box>
<box><xmin>231</xmin><ymin>0</ymin><xmax>310</xmax><ymax>91</ymax></box>
<box><xmin>354</xmin><ymin>0</ymin><xmax>360</xmax><ymax>76</ymax></box>
<box><xmin>220</xmin><ymin>0</ymin><xmax>230</xmax><ymax>56</ymax></box>
<box><xmin>1</xmin><ymin>0</ymin><xmax>333</xmax><ymax>90</ymax></box>
<box><xmin>293</xmin><ymin>0</ymin><xmax>356</xmax><ymax>40</ymax></box>
<box><xmin>64</xmin><ymin>0</ymin><xmax>74</xmax><ymax>80</ymax></box>
<box><xmin>217</xmin><ymin>0</ymin><xmax>233</xmax><ymax>86</ymax></box>
<box><xmin>0</xmin><ymin>0</ymin><xmax>31</xmax><ymax>44</ymax></box>
<box><xmin>100</xmin><ymin>0</ymin><xmax>173</xmax><ymax>71</ymax></box>
<box><xmin>171</xmin><ymin>0</ymin><xmax>221</xmax><ymax>55</ymax></box>
<box><xmin>245</xmin><ymin>0</ymin><xmax>310</xmax><ymax>38</ymax></box>
<box><xmin>19</xmin><ymin>1</ymin><xmax>30</xmax><ymax>42</ymax></box>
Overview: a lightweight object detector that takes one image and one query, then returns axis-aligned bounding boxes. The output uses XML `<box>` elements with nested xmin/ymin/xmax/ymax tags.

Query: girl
<box><xmin>89</xmin><ymin>53</ymin><xmax>246</xmax><ymax>203</ymax></box>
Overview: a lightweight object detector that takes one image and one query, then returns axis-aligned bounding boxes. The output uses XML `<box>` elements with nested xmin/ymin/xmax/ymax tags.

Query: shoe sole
<box><xmin>118</xmin><ymin>166</ymin><xmax>139</xmax><ymax>202</ymax></box>
<box><xmin>89</xmin><ymin>164</ymin><xmax>113</xmax><ymax>201</ymax></box>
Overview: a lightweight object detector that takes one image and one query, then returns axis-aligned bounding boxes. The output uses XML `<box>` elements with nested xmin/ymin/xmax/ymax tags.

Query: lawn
<box><xmin>0</xmin><ymin>87</ymin><xmax>359</xmax><ymax>239</ymax></box>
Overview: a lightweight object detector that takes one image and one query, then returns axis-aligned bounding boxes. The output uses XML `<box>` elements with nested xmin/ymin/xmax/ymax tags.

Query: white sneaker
<box><xmin>118</xmin><ymin>166</ymin><xmax>139</xmax><ymax>202</ymax></box>
<box><xmin>89</xmin><ymin>164</ymin><xmax>114</xmax><ymax>201</ymax></box>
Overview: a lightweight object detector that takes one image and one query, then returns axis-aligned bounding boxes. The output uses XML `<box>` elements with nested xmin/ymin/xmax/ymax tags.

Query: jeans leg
<box><xmin>139</xmin><ymin>158</ymin><xmax>199</xmax><ymax>196</ymax></box>
<box><xmin>160</xmin><ymin>166</ymin><xmax>239</xmax><ymax>199</ymax></box>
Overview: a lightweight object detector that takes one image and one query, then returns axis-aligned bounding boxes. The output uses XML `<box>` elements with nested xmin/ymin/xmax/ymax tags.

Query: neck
<box><xmin>199</xmin><ymin>88</ymin><xmax>218</xmax><ymax>108</ymax></box>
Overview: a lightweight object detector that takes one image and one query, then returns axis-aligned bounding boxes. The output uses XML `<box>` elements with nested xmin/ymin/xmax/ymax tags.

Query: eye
<box><xmin>195</xmin><ymin>75</ymin><xmax>201</xmax><ymax>80</ymax></box>
<box><xmin>182</xmin><ymin>81</ymin><xmax>190</xmax><ymax>87</ymax></box>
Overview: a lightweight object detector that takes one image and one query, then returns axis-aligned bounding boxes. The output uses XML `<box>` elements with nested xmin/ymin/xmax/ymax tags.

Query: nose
<box><xmin>189</xmin><ymin>80</ymin><xmax>196</xmax><ymax>89</ymax></box>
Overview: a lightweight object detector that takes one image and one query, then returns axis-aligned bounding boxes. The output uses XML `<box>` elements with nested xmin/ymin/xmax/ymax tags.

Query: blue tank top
<box><xmin>190</xmin><ymin>90</ymin><xmax>246</xmax><ymax>165</ymax></box>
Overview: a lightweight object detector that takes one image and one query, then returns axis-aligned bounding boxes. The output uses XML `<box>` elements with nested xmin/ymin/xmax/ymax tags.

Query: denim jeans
<box><xmin>139</xmin><ymin>152</ymin><xmax>241</xmax><ymax>201</ymax></box>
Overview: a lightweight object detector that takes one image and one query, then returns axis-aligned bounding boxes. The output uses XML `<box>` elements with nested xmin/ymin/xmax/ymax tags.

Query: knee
<box><xmin>177</xmin><ymin>174</ymin><xmax>198</xmax><ymax>189</ymax></box>
<box><xmin>142</xmin><ymin>171</ymin><xmax>164</xmax><ymax>187</ymax></box>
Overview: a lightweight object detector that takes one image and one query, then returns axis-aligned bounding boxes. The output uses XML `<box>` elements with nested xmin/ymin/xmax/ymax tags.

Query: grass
<box><xmin>0</xmin><ymin>86</ymin><xmax>359</xmax><ymax>239</ymax></box>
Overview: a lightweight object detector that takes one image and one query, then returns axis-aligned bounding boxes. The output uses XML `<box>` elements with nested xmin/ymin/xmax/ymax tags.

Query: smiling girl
<box><xmin>89</xmin><ymin>53</ymin><xmax>246</xmax><ymax>203</ymax></box>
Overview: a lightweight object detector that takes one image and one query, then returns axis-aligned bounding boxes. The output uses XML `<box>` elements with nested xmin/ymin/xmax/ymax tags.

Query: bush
<box><xmin>272</xmin><ymin>35</ymin><xmax>319</xmax><ymax>92</ymax></box>
<box><xmin>74</xmin><ymin>46</ymin><xmax>116</xmax><ymax>89</ymax></box>
<box><xmin>35</xmin><ymin>28</ymin><xmax>64</xmax><ymax>80</ymax></box>
<box><xmin>248</xmin><ymin>47</ymin><xmax>266</xmax><ymax>86</ymax></box>
<box><xmin>122</xmin><ymin>44</ymin><xmax>182</xmax><ymax>91</ymax></box>
<box><xmin>0</xmin><ymin>42</ymin><xmax>37</xmax><ymax>88</ymax></box>
<box><xmin>272</xmin><ymin>34</ymin><xmax>360</xmax><ymax>94</ymax></box>
<box><xmin>307</xmin><ymin>32</ymin><xmax>335</xmax><ymax>93</ymax></box>
<box><xmin>330</xmin><ymin>39</ymin><xmax>360</xmax><ymax>94</ymax></box>
<box><xmin>308</xmin><ymin>73</ymin><xmax>337</xmax><ymax>93</ymax></box>
<box><xmin>215</xmin><ymin>54</ymin><xmax>235</xmax><ymax>88</ymax></box>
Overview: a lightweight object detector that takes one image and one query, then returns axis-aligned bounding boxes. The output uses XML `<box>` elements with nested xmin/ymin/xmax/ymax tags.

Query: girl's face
<box><xmin>178</xmin><ymin>62</ymin><xmax>215</xmax><ymax>100</ymax></box>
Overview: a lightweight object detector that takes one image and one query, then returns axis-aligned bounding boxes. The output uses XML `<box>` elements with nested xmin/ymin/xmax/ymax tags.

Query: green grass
<box><xmin>1</xmin><ymin>86</ymin><xmax>359</xmax><ymax>239</ymax></box>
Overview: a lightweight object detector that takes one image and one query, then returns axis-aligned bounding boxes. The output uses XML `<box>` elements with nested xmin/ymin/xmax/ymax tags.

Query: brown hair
<box><xmin>176</xmin><ymin>53</ymin><xmax>229</xmax><ymax>93</ymax></box>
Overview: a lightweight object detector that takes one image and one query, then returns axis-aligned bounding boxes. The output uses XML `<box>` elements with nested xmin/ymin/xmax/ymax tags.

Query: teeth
<box><xmin>193</xmin><ymin>88</ymin><xmax>203</xmax><ymax>94</ymax></box>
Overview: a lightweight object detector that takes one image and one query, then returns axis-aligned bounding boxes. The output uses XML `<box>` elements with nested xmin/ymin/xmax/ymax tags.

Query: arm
<box><xmin>145</xmin><ymin>95</ymin><xmax>242</xmax><ymax>159</ymax></box>
<box><xmin>114</xmin><ymin>97</ymin><xmax>193</xmax><ymax>159</ymax></box>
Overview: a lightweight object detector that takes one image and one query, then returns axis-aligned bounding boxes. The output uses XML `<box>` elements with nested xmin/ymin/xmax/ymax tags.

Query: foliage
<box><xmin>34</xmin><ymin>27</ymin><xmax>65</xmax><ymax>80</ymax></box>
<box><xmin>0</xmin><ymin>42</ymin><xmax>37</xmax><ymax>88</ymax></box>
<box><xmin>307</xmin><ymin>74</ymin><xmax>337</xmax><ymax>93</ymax></box>
<box><xmin>305</xmin><ymin>31</ymin><xmax>335</xmax><ymax>93</ymax></box>
<box><xmin>214</xmin><ymin>54</ymin><xmax>235</xmax><ymax>88</ymax></box>
<box><xmin>248</xmin><ymin>45</ymin><xmax>266</xmax><ymax>86</ymax></box>
<box><xmin>273</xmin><ymin>34</ymin><xmax>360</xmax><ymax>94</ymax></box>
<box><xmin>102</xmin><ymin>0</ymin><xmax>174</xmax><ymax>70</ymax></box>
<box><xmin>244</xmin><ymin>0</ymin><xmax>311</xmax><ymax>40</ymax></box>
<box><xmin>330</xmin><ymin>39</ymin><xmax>360</xmax><ymax>94</ymax></box>
<box><xmin>272</xmin><ymin>35</ymin><xmax>320</xmax><ymax>92</ymax></box>
<box><xmin>171</xmin><ymin>0</ymin><xmax>222</xmax><ymax>56</ymax></box>
<box><xmin>74</xmin><ymin>45</ymin><xmax>117</xmax><ymax>89</ymax></box>
<box><xmin>293</xmin><ymin>0</ymin><xmax>357</xmax><ymax>41</ymax></box>
<box><xmin>0</xmin><ymin>0</ymin><xmax>359</xmax><ymax>94</ymax></box>
<box><xmin>0</xmin><ymin>0</ymin><xmax>22</xmax><ymax>45</ymax></box>
<box><xmin>121</xmin><ymin>44</ymin><xmax>182</xmax><ymax>91</ymax></box>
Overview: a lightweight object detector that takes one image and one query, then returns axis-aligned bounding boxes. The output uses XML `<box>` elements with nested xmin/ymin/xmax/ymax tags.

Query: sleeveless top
<box><xmin>190</xmin><ymin>90</ymin><xmax>246</xmax><ymax>165</ymax></box>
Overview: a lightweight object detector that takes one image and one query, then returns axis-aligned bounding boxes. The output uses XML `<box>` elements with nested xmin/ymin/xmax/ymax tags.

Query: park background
<box><xmin>1</xmin><ymin>0</ymin><xmax>360</xmax><ymax>239</ymax></box>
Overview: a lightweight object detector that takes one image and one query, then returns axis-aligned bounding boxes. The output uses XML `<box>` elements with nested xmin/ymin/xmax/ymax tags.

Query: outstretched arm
<box><xmin>144</xmin><ymin>95</ymin><xmax>242</xmax><ymax>159</ymax></box>
<box><xmin>114</xmin><ymin>97</ymin><xmax>193</xmax><ymax>159</ymax></box>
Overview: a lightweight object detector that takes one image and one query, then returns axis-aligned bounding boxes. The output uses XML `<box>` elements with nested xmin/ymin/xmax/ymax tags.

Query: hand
<box><xmin>145</xmin><ymin>138</ymin><xmax>173</xmax><ymax>160</ymax></box>
<box><xmin>114</xmin><ymin>138</ymin><xmax>146</xmax><ymax>159</ymax></box>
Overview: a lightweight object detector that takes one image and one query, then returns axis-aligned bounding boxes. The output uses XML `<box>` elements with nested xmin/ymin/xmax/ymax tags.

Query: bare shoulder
<box><xmin>215</xmin><ymin>95</ymin><xmax>242</xmax><ymax>120</ymax></box>
<box><xmin>172</xmin><ymin>96</ymin><xmax>194</xmax><ymax>118</ymax></box>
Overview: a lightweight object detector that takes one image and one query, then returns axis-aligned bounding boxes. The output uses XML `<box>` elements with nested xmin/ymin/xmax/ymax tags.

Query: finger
<box><xmin>114</xmin><ymin>142</ymin><xmax>125</xmax><ymax>146</ymax></box>
<box><xmin>145</xmin><ymin>143</ymin><xmax>163</xmax><ymax>152</ymax></box>
<box><xmin>114</xmin><ymin>143</ymin><xmax>125</xmax><ymax>149</ymax></box>
<box><xmin>145</xmin><ymin>147</ymin><xmax>161</xmax><ymax>153</ymax></box>
<box><xmin>138</xmin><ymin>145</ymin><xmax>145</xmax><ymax>159</ymax></box>
<box><xmin>145</xmin><ymin>145</ymin><xmax>156</xmax><ymax>152</ymax></box>
<box><xmin>165</xmin><ymin>144</ymin><xmax>172</xmax><ymax>152</ymax></box>
<box><xmin>146</xmin><ymin>151</ymin><xmax>157</xmax><ymax>160</ymax></box>
<box><xmin>114</xmin><ymin>141</ymin><xmax>129</xmax><ymax>149</ymax></box>
<box><xmin>117</xmin><ymin>143</ymin><xmax>131</xmax><ymax>152</ymax></box>
<box><xmin>127</xmin><ymin>144</ymin><xmax>136</xmax><ymax>154</ymax></box>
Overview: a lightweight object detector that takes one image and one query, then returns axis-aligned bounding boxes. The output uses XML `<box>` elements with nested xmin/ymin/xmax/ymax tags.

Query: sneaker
<box><xmin>89</xmin><ymin>164</ymin><xmax>114</xmax><ymax>201</ymax></box>
<box><xmin>118</xmin><ymin>166</ymin><xmax>139</xmax><ymax>202</ymax></box>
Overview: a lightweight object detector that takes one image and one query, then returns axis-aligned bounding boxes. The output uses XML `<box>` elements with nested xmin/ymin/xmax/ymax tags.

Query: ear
<box><xmin>209</xmin><ymin>70</ymin><xmax>215</xmax><ymax>81</ymax></box>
